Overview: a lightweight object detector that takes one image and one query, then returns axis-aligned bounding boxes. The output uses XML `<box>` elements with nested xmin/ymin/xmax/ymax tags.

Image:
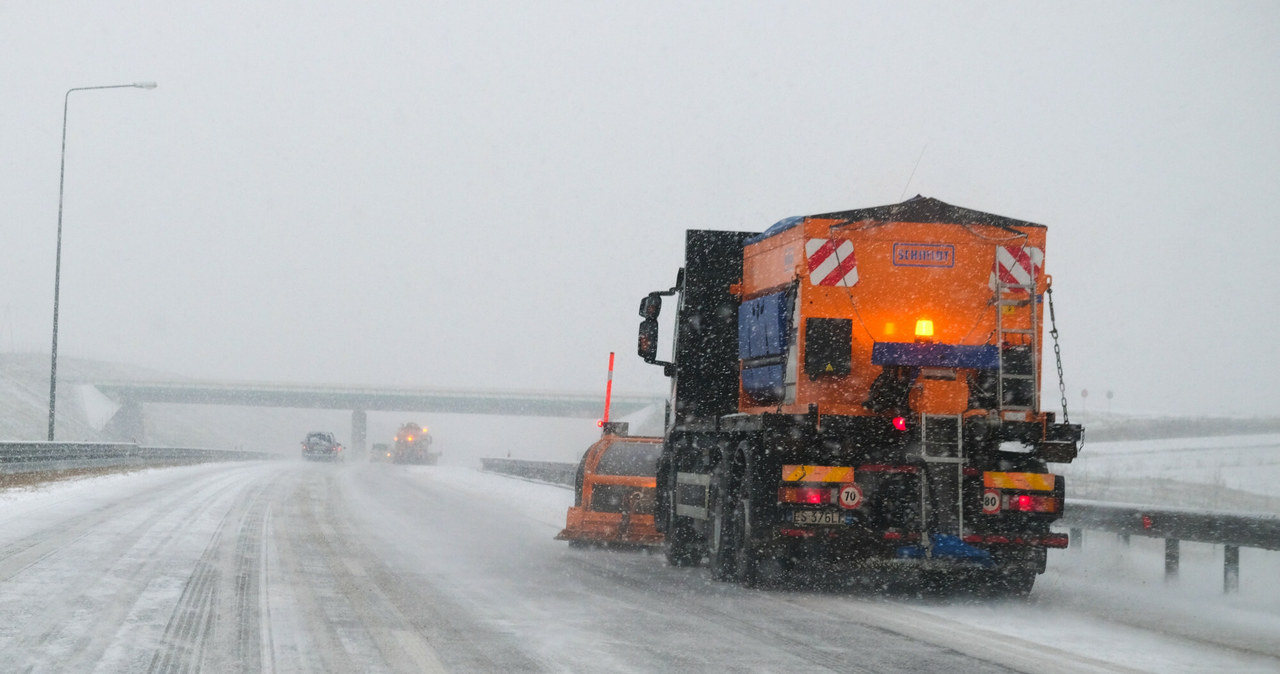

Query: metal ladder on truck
<box><xmin>995</xmin><ymin>271</ymin><xmax>1040</xmax><ymax>422</ymax></box>
<box><xmin>918</xmin><ymin>414</ymin><xmax>964</xmax><ymax>546</ymax></box>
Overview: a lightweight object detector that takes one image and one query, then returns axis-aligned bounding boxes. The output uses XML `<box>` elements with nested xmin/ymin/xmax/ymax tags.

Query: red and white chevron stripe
<box><xmin>806</xmin><ymin>238</ymin><xmax>858</xmax><ymax>287</ymax></box>
<box><xmin>993</xmin><ymin>245</ymin><xmax>1043</xmax><ymax>291</ymax></box>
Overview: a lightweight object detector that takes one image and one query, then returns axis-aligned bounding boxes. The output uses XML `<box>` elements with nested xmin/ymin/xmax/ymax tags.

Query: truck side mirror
<box><xmin>639</xmin><ymin>293</ymin><xmax>663</xmax><ymax>319</ymax></box>
<box><xmin>638</xmin><ymin>318</ymin><xmax>660</xmax><ymax>362</ymax></box>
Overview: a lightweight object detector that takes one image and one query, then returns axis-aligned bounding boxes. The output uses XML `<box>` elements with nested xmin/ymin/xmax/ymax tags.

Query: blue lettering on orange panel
<box><xmin>893</xmin><ymin>243</ymin><xmax>955</xmax><ymax>268</ymax></box>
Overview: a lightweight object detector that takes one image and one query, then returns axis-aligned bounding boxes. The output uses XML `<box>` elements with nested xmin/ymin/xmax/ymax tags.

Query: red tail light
<box><xmin>892</xmin><ymin>417</ymin><xmax>907</xmax><ymax>431</ymax></box>
<box><xmin>1001</xmin><ymin>493</ymin><xmax>1059</xmax><ymax>513</ymax></box>
<box><xmin>778</xmin><ymin>487</ymin><xmax>831</xmax><ymax>504</ymax></box>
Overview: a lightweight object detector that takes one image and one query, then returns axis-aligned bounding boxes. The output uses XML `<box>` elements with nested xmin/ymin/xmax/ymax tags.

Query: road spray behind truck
<box><xmin>637</xmin><ymin>196</ymin><xmax>1082</xmax><ymax>593</ymax></box>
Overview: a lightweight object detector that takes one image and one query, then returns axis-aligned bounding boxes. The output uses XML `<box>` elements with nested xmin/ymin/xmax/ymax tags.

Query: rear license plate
<box><xmin>791</xmin><ymin>510</ymin><xmax>846</xmax><ymax>525</ymax></box>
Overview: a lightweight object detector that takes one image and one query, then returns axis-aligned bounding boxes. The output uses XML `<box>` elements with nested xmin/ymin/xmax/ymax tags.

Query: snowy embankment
<box><xmin>1061</xmin><ymin>433</ymin><xmax>1280</xmax><ymax>511</ymax></box>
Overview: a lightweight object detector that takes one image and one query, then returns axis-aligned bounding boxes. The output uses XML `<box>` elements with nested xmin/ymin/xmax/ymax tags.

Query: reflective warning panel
<box><xmin>983</xmin><ymin>471</ymin><xmax>1055</xmax><ymax>491</ymax></box>
<box><xmin>991</xmin><ymin>245</ymin><xmax>1044</xmax><ymax>292</ymax></box>
<box><xmin>782</xmin><ymin>465</ymin><xmax>855</xmax><ymax>483</ymax></box>
<box><xmin>805</xmin><ymin>239</ymin><xmax>858</xmax><ymax>287</ymax></box>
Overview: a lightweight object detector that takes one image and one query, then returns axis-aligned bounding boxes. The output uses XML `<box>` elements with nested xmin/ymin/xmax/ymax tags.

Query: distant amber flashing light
<box><xmin>915</xmin><ymin>319</ymin><xmax>934</xmax><ymax>337</ymax></box>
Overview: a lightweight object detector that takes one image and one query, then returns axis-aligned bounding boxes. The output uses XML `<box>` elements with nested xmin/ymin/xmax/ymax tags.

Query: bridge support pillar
<box><xmin>103</xmin><ymin>398</ymin><xmax>146</xmax><ymax>443</ymax></box>
<box><xmin>352</xmin><ymin>409</ymin><xmax>367</xmax><ymax>453</ymax></box>
<box><xmin>1164</xmin><ymin>538</ymin><xmax>1180</xmax><ymax>583</ymax></box>
<box><xmin>1224</xmin><ymin>545</ymin><xmax>1239</xmax><ymax>594</ymax></box>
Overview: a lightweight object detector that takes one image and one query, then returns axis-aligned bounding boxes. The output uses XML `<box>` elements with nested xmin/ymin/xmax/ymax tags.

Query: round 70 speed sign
<box><xmin>837</xmin><ymin>484</ymin><xmax>864</xmax><ymax>509</ymax></box>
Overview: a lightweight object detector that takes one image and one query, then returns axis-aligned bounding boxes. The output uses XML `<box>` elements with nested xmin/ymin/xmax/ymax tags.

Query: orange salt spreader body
<box><xmin>735</xmin><ymin>199</ymin><xmax>1053</xmax><ymax>429</ymax></box>
<box><xmin>557</xmin><ymin>422</ymin><xmax>664</xmax><ymax>547</ymax></box>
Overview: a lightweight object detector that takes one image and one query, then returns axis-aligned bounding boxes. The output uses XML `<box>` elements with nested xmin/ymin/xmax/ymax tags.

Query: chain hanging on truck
<box><xmin>1046</xmin><ymin>279</ymin><xmax>1070</xmax><ymax>424</ymax></box>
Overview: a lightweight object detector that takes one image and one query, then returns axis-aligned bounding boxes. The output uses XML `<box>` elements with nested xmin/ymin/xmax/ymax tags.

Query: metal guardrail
<box><xmin>1061</xmin><ymin>500</ymin><xmax>1280</xmax><ymax>593</ymax></box>
<box><xmin>481</xmin><ymin>460</ymin><xmax>1279</xmax><ymax>593</ymax></box>
<box><xmin>0</xmin><ymin>441</ymin><xmax>276</xmax><ymax>475</ymax></box>
<box><xmin>479</xmin><ymin>458</ymin><xmax>576</xmax><ymax>487</ymax></box>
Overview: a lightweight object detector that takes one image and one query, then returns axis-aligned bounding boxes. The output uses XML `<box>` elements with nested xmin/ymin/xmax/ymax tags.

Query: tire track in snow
<box><xmin>147</xmin><ymin>470</ymin><xmax>278</xmax><ymax>673</ymax></box>
<box><xmin>0</xmin><ymin>464</ymin><xmax>262</xmax><ymax>672</ymax></box>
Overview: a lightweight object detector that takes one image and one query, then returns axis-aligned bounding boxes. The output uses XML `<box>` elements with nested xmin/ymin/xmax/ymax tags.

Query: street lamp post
<box><xmin>48</xmin><ymin>82</ymin><xmax>157</xmax><ymax>441</ymax></box>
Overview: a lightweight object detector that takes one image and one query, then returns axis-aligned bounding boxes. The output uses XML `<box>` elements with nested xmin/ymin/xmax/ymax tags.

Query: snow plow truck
<box><xmin>557</xmin><ymin>422</ymin><xmax>664</xmax><ymax>547</ymax></box>
<box><xmin>392</xmin><ymin>423</ymin><xmax>439</xmax><ymax>465</ymax></box>
<box><xmin>637</xmin><ymin>196</ymin><xmax>1082</xmax><ymax>593</ymax></box>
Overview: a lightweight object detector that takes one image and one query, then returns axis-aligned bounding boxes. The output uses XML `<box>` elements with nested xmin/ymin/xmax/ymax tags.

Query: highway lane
<box><xmin>0</xmin><ymin>460</ymin><xmax>1274</xmax><ymax>672</ymax></box>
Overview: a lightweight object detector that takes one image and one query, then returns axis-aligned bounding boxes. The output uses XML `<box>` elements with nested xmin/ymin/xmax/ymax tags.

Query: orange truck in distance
<box><xmin>391</xmin><ymin>423</ymin><xmax>439</xmax><ymax>465</ymax></box>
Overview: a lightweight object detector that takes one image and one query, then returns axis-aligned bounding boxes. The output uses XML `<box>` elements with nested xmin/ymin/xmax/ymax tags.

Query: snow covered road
<box><xmin>0</xmin><ymin>460</ymin><xmax>1276</xmax><ymax>672</ymax></box>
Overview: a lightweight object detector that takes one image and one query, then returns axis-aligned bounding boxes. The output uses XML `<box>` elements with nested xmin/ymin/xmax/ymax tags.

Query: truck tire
<box><xmin>732</xmin><ymin>498</ymin><xmax>760</xmax><ymax>588</ymax></box>
<box><xmin>662</xmin><ymin>470</ymin><xmax>703</xmax><ymax>567</ymax></box>
<box><xmin>664</xmin><ymin>513</ymin><xmax>701</xmax><ymax>567</ymax></box>
<box><xmin>708</xmin><ymin>467</ymin><xmax>737</xmax><ymax>581</ymax></box>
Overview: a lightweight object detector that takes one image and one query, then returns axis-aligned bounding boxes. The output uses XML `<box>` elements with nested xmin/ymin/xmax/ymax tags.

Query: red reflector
<box><xmin>1040</xmin><ymin>535</ymin><xmax>1070</xmax><ymax>548</ymax></box>
<box><xmin>962</xmin><ymin>535</ymin><xmax>982</xmax><ymax>543</ymax></box>
<box><xmin>779</xmin><ymin>528</ymin><xmax>815</xmax><ymax>537</ymax></box>
<box><xmin>892</xmin><ymin>416</ymin><xmax>907</xmax><ymax>431</ymax></box>
<box><xmin>883</xmin><ymin>531</ymin><xmax>903</xmax><ymax>540</ymax></box>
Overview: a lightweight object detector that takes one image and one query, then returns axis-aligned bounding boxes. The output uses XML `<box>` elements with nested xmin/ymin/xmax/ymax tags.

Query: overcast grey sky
<box><xmin>2</xmin><ymin>2</ymin><xmax>1277</xmax><ymax>417</ymax></box>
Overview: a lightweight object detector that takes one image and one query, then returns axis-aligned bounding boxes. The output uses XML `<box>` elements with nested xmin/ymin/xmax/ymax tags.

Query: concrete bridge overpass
<box><xmin>92</xmin><ymin>380</ymin><xmax>665</xmax><ymax>450</ymax></box>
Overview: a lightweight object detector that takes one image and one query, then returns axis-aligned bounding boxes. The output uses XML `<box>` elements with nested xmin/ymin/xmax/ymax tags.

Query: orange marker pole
<box><xmin>602</xmin><ymin>351</ymin><xmax>615</xmax><ymax>424</ymax></box>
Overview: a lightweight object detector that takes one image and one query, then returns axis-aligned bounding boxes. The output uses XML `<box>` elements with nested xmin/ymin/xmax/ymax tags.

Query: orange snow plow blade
<box><xmin>556</xmin><ymin>427</ymin><xmax>663</xmax><ymax>547</ymax></box>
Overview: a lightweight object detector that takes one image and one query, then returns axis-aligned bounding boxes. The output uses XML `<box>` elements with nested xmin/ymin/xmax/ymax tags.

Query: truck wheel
<box><xmin>664</xmin><ymin>513</ymin><xmax>701</xmax><ymax>567</ymax></box>
<box><xmin>732</xmin><ymin>499</ymin><xmax>760</xmax><ymax>588</ymax></box>
<box><xmin>708</xmin><ymin>473</ymin><xmax>737</xmax><ymax>581</ymax></box>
